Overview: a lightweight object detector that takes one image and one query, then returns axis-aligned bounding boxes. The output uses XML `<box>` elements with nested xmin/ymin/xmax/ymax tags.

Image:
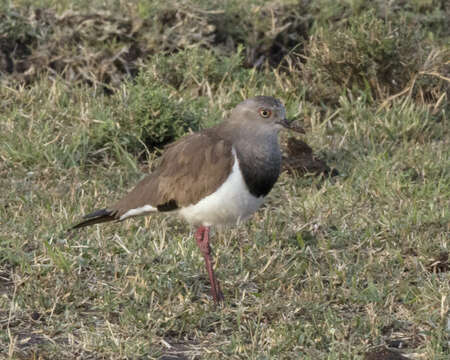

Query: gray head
<box><xmin>228</xmin><ymin>96</ymin><xmax>290</xmax><ymax>133</ymax></box>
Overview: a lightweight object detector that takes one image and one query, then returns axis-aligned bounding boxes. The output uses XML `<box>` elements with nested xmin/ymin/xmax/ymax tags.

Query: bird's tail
<box><xmin>71</xmin><ymin>208</ymin><xmax>117</xmax><ymax>230</ymax></box>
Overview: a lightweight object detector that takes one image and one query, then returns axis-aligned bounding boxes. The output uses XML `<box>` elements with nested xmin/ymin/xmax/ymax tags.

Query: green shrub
<box><xmin>88</xmin><ymin>74</ymin><xmax>202</xmax><ymax>159</ymax></box>
<box><xmin>302</xmin><ymin>10</ymin><xmax>424</xmax><ymax>104</ymax></box>
<box><xmin>125</xmin><ymin>74</ymin><xmax>201</xmax><ymax>150</ymax></box>
<box><xmin>145</xmin><ymin>47</ymin><xmax>248</xmax><ymax>94</ymax></box>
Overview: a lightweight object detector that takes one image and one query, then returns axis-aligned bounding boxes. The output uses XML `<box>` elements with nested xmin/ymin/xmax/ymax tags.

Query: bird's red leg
<box><xmin>194</xmin><ymin>226</ymin><xmax>224</xmax><ymax>303</ymax></box>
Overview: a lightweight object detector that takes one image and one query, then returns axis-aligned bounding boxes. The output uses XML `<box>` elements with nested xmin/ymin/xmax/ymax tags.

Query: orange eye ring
<box><xmin>259</xmin><ymin>108</ymin><xmax>272</xmax><ymax>118</ymax></box>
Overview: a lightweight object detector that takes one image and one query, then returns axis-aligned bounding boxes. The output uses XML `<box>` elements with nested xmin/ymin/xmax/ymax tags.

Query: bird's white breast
<box><xmin>178</xmin><ymin>148</ymin><xmax>264</xmax><ymax>226</ymax></box>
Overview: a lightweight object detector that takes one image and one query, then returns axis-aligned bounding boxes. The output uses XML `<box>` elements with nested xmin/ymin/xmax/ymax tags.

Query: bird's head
<box><xmin>229</xmin><ymin>96</ymin><xmax>304</xmax><ymax>134</ymax></box>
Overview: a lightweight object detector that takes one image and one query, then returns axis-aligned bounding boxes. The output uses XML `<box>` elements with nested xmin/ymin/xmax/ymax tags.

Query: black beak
<box><xmin>277</xmin><ymin>118</ymin><xmax>305</xmax><ymax>134</ymax></box>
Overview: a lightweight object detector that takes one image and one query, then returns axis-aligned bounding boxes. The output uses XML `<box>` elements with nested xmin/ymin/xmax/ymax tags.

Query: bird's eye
<box><xmin>259</xmin><ymin>109</ymin><xmax>271</xmax><ymax>118</ymax></box>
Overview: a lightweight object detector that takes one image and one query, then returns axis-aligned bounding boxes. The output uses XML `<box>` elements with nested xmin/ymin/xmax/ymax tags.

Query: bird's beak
<box><xmin>277</xmin><ymin>118</ymin><xmax>305</xmax><ymax>134</ymax></box>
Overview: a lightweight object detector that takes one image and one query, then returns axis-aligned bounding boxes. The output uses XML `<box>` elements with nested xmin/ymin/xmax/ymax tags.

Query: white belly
<box><xmin>178</xmin><ymin>150</ymin><xmax>264</xmax><ymax>226</ymax></box>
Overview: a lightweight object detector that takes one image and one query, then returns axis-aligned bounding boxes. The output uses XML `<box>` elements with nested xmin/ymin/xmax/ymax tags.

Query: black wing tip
<box><xmin>69</xmin><ymin>208</ymin><xmax>115</xmax><ymax>231</ymax></box>
<box><xmin>82</xmin><ymin>208</ymin><xmax>111</xmax><ymax>219</ymax></box>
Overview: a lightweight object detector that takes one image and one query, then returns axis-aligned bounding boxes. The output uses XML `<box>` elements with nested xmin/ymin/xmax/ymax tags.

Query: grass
<box><xmin>1</xmin><ymin>0</ymin><xmax>449</xmax><ymax>359</ymax></box>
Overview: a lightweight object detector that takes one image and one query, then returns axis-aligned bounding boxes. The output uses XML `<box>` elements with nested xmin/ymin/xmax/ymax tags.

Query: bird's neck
<box><xmin>219</xmin><ymin>124</ymin><xmax>282</xmax><ymax>198</ymax></box>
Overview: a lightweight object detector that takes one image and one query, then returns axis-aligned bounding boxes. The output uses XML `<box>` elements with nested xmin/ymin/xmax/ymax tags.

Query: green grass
<box><xmin>1</xmin><ymin>0</ymin><xmax>449</xmax><ymax>359</ymax></box>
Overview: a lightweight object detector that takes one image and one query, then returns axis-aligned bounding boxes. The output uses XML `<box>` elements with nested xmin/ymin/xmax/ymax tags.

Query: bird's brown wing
<box><xmin>109</xmin><ymin>131</ymin><xmax>234</xmax><ymax>218</ymax></box>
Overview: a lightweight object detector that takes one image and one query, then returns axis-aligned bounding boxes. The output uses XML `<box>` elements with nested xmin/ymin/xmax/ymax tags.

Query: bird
<box><xmin>71</xmin><ymin>96</ymin><xmax>302</xmax><ymax>303</ymax></box>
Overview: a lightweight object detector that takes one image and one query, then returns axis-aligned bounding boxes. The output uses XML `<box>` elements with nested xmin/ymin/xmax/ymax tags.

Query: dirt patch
<box><xmin>364</xmin><ymin>348</ymin><xmax>408</xmax><ymax>360</ymax></box>
<box><xmin>282</xmin><ymin>137</ymin><xmax>338</xmax><ymax>176</ymax></box>
<box><xmin>0</xmin><ymin>4</ymin><xmax>309</xmax><ymax>88</ymax></box>
<box><xmin>427</xmin><ymin>251</ymin><xmax>449</xmax><ymax>273</ymax></box>
<box><xmin>0</xmin><ymin>270</ymin><xmax>13</xmax><ymax>296</ymax></box>
<box><xmin>0</xmin><ymin>9</ymin><xmax>148</xmax><ymax>88</ymax></box>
